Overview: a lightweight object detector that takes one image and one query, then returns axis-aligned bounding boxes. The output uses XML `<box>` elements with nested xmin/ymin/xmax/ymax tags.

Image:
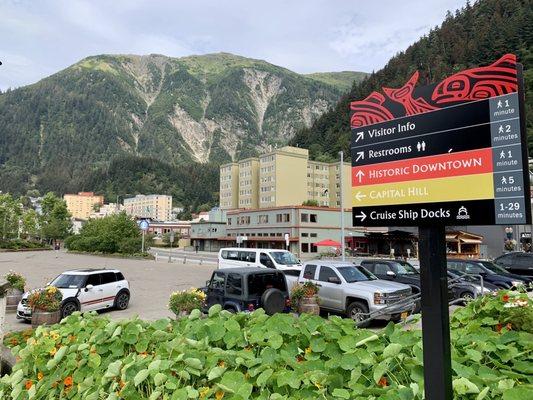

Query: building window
<box><xmin>302</xmin><ymin>233</ymin><xmax>309</xmax><ymax>237</ymax></box>
<box><xmin>301</xmin><ymin>214</ymin><xmax>309</xmax><ymax>222</ymax></box>
<box><xmin>283</xmin><ymin>213</ymin><xmax>290</xmax><ymax>222</ymax></box>
<box><xmin>227</xmin><ymin>218</ymin><xmax>232</xmax><ymax>225</ymax></box>
<box><xmin>270</xmin><ymin>233</ymin><xmax>276</xmax><ymax>237</ymax></box>
<box><xmin>310</xmin><ymin>233</ymin><xmax>317</xmax><ymax>238</ymax></box>
<box><xmin>311</xmin><ymin>244</ymin><xmax>318</xmax><ymax>253</ymax></box>
<box><xmin>310</xmin><ymin>214</ymin><xmax>318</xmax><ymax>223</ymax></box>
<box><xmin>259</xmin><ymin>215</ymin><xmax>269</xmax><ymax>224</ymax></box>
<box><xmin>276</xmin><ymin>214</ymin><xmax>282</xmax><ymax>223</ymax></box>
<box><xmin>301</xmin><ymin>243</ymin><xmax>309</xmax><ymax>252</ymax></box>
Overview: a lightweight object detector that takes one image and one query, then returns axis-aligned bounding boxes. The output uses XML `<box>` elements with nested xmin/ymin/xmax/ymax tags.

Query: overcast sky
<box><xmin>1</xmin><ymin>0</ymin><xmax>468</xmax><ymax>90</ymax></box>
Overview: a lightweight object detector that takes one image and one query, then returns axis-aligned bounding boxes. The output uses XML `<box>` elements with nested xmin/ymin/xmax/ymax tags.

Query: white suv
<box><xmin>17</xmin><ymin>268</ymin><xmax>130</xmax><ymax>321</ymax></box>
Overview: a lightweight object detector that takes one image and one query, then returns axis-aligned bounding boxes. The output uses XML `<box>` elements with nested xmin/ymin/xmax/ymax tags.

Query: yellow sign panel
<box><xmin>352</xmin><ymin>173</ymin><xmax>494</xmax><ymax>207</ymax></box>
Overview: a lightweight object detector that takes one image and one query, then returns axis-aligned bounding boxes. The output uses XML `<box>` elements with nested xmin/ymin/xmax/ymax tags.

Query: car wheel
<box><xmin>61</xmin><ymin>301</ymin><xmax>79</xmax><ymax>318</ymax></box>
<box><xmin>346</xmin><ymin>301</ymin><xmax>370</xmax><ymax>328</ymax></box>
<box><xmin>114</xmin><ymin>291</ymin><xmax>130</xmax><ymax>310</ymax></box>
<box><xmin>460</xmin><ymin>291</ymin><xmax>475</xmax><ymax>303</ymax></box>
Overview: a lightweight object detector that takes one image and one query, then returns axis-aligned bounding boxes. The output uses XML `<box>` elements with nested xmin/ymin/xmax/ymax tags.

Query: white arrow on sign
<box><xmin>355</xmin><ymin>170</ymin><xmax>365</xmax><ymax>183</ymax></box>
<box><xmin>355</xmin><ymin>151</ymin><xmax>364</xmax><ymax>162</ymax></box>
<box><xmin>354</xmin><ymin>192</ymin><xmax>367</xmax><ymax>201</ymax></box>
<box><xmin>354</xmin><ymin>211</ymin><xmax>367</xmax><ymax>222</ymax></box>
<box><xmin>355</xmin><ymin>131</ymin><xmax>364</xmax><ymax>143</ymax></box>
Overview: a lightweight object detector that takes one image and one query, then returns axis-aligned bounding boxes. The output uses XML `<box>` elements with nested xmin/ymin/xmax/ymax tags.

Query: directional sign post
<box><xmin>350</xmin><ymin>54</ymin><xmax>529</xmax><ymax>400</ymax></box>
<box><xmin>139</xmin><ymin>220</ymin><xmax>150</xmax><ymax>253</ymax></box>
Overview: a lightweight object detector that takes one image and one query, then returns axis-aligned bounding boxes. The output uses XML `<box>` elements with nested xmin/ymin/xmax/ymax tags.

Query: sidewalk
<box><xmin>150</xmin><ymin>247</ymin><xmax>217</xmax><ymax>265</ymax></box>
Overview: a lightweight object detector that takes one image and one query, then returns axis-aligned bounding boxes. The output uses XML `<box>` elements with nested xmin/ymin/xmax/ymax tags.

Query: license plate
<box><xmin>401</xmin><ymin>311</ymin><xmax>408</xmax><ymax>320</ymax></box>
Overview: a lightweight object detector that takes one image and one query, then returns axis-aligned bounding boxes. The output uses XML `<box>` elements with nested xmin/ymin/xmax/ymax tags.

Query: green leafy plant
<box><xmin>168</xmin><ymin>288</ymin><xmax>206</xmax><ymax>315</ymax></box>
<box><xmin>5</xmin><ymin>271</ymin><xmax>26</xmax><ymax>292</ymax></box>
<box><xmin>290</xmin><ymin>281</ymin><xmax>320</xmax><ymax>309</ymax></box>
<box><xmin>1</xmin><ymin>292</ymin><xmax>532</xmax><ymax>399</ymax></box>
<box><xmin>27</xmin><ymin>286</ymin><xmax>63</xmax><ymax>312</ymax></box>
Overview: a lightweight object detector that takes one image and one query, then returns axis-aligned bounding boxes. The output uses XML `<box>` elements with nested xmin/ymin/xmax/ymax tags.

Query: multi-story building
<box><xmin>64</xmin><ymin>192</ymin><xmax>104</xmax><ymax>220</ymax></box>
<box><xmin>219</xmin><ymin>146</ymin><xmax>351</xmax><ymax>209</ymax></box>
<box><xmin>123</xmin><ymin>195</ymin><xmax>172</xmax><ymax>222</ymax></box>
<box><xmin>219</xmin><ymin>163</ymin><xmax>239</xmax><ymax>209</ymax></box>
<box><xmin>89</xmin><ymin>203</ymin><xmax>121</xmax><ymax>219</ymax></box>
<box><xmin>239</xmin><ymin>158</ymin><xmax>259</xmax><ymax>209</ymax></box>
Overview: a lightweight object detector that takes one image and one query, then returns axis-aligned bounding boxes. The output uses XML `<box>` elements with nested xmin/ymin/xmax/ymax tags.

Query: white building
<box><xmin>123</xmin><ymin>195</ymin><xmax>172</xmax><ymax>222</ymax></box>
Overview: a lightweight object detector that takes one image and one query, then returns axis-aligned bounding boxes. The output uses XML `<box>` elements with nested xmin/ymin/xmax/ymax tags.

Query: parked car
<box><xmin>285</xmin><ymin>260</ymin><xmax>414</xmax><ymax>327</ymax></box>
<box><xmin>17</xmin><ymin>268</ymin><xmax>130</xmax><ymax>321</ymax></box>
<box><xmin>218</xmin><ymin>248</ymin><xmax>302</xmax><ymax>270</ymax></box>
<box><xmin>447</xmin><ymin>270</ymin><xmax>498</xmax><ymax>302</ymax></box>
<box><xmin>447</xmin><ymin>259</ymin><xmax>529</xmax><ymax>289</ymax></box>
<box><xmin>494</xmin><ymin>252</ymin><xmax>533</xmax><ymax>277</ymax></box>
<box><xmin>202</xmin><ymin>268</ymin><xmax>290</xmax><ymax>315</ymax></box>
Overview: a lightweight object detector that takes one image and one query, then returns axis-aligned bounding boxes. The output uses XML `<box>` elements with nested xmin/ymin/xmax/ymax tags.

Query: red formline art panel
<box><xmin>350</xmin><ymin>54</ymin><xmax>518</xmax><ymax>128</ymax></box>
<box><xmin>352</xmin><ymin>147</ymin><xmax>494</xmax><ymax>187</ymax></box>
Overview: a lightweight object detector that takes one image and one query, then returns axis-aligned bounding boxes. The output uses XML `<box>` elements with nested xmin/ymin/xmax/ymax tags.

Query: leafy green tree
<box><xmin>162</xmin><ymin>231</ymin><xmax>180</xmax><ymax>247</ymax></box>
<box><xmin>21</xmin><ymin>209</ymin><xmax>39</xmax><ymax>239</ymax></box>
<box><xmin>0</xmin><ymin>193</ymin><xmax>22</xmax><ymax>240</ymax></box>
<box><xmin>65</xmin><ymin>212</ymin><xmax>145</xmax><ymax>254</ymax></box>
<box><xmin>40</xmin><ymin>192</ymin><xmax>72</xmax><ymax>242</ymax></box>
<box><xmin>302</xmin><ymin>200</ymin><xmax>319</xmax><ymax>207</ymax></box>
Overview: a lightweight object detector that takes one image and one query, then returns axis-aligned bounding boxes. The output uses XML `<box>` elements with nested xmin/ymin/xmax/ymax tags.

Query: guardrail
<box><xmin>153</xmin><ymin>253</ymin><xmax>217</xmax><ymax>265</ymax></box>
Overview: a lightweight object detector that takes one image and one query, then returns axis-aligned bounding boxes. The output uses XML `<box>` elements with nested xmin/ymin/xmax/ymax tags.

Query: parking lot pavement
<box><xmin>0</xmin><ymin>250</ymin><xmax>216</xmax><ymax>332</ymax></box>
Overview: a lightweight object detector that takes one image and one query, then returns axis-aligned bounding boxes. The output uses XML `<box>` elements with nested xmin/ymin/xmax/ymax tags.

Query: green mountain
<box><xmin>0</xmin><ymin>52</ymin><xmax>366</xmax><ymax>205</ymax></box>
<box><xmin>305</xmin><ymin>71</ymin><xmax>368</xmax><ymax>92</ymax></box>
<box><xmin>291</xmin><ymin>0</ymin><xmax>533</xmax><ymax>160</ymax></box>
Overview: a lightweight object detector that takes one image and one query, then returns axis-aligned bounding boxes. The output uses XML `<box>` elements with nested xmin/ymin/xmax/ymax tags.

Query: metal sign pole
<box><xmin>419</xmin><ymin>225</ymin><xmax>452</xmax><ymax>400</ymax></box>
<box><xmin>339</xmin><ymin>151</ymin><xmax>345</xmax><ymax>261</ymax></box>
<box><xmin>141</xmin><ymin>230</ymin><xmax>145</xmax><ymax>253</ymax></box>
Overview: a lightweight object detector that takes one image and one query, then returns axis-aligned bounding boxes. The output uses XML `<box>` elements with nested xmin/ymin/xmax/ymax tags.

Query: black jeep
<box><xmin>203</xmin><ymin>268</ymin><xmax>290</xmax><ymax>315</ymax></box>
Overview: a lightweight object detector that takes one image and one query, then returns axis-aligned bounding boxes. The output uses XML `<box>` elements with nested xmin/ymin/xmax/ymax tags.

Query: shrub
<box><xmin>5</xmin><ymin>271</ymin><xmax>26</xmax><ymax>292</ymax></box>
<box><xmin>2</xmin><ymin>304</ymin><xmax>533</xmax><ymax>399</ymax></box>
<box><xmin>290</xmin><ymin>281</ymin><xmax>320</xmax><ymax>308</ymax></box>
<box><xmin>27</xmin><ymin>286</ymin><xmax>63</xmax><ymax>312</ymax></box>
<box><xmin>168</xmin><ymin>288</ymin><xmax>206</xmax><ymax>315</ymax></box>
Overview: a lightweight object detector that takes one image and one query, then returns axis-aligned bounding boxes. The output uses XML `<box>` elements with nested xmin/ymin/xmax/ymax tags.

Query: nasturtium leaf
<box><xmin>268</xmin><ymin>333</ymin><xmax>283</xmax><ymax>349</ymax></box>
<box><xmin>256</xmin><ymin>369</ymin><xmax>273</xmax><ymax>387</ymax></box>
<box><xmin>373</xmin><ymin>360</ymin><xmax>389</xmax><ymax>384</ymax></box>
<box><xmin>148</xmin><ymin>359</ymin><xmax>161</xmax><ymax>372</ymax></box>
<box><xmin>338</xmin><ymin>336</ymin><xmax>355</xmax><ymax>352</ymax></box>
<box><xmin>184</xmin><ymin>358</ymin><xmax>202</xmax><ymax>370</ymax></box>
<box><xmin>134</xmin><ymin>369</ymin><xmax>150</xmax><ymax>387</ymax></box>
<box><xmin>149</xmin><ymin>391</ymin><xmax>162</xmax><ymax>400</ymax></box>
<box><xmin>453</xmin><ymin>377</ymin><xmax>480</xmax><ymax>394</ymax></box>
<box><xmin>105</xmin><ymin>360</ymin><xmax>122</xmax><ymax>378</ymax></box>
<box><xmin>310</xmin><ymin>337</ymin><xmax>326</xmax><ymax>352</ymax></box>
<box><xmin>383</xmin><ymin>343</ymin><xmax>402</xmax><ymax>359</ymax></box>
<box><xmin>332</xmin><ymin>388</ymin><xmax>350</xmax><ymax>399</ymax></box>
<box><xmin>209</xmin><ymin>304</ymin><xmax>222</xmax><ymax>317</ymax></box>
<box><xmin>189</xmin><ymin>309</ymin><xmax>202</xmax><ymax>320</ymax></box>
<box><xmin>498</xmin><ymin>379</ymin><xmax>515</xmax><ymax>390</ymax></box>
<box><xmin>476</xmin><ymin>387</ymin><xmax>490</xmax><ymax>400</ymax></box>
<box><xmin>207</xmin><ymin>367</ymin><xmax>225</xmax><ymax>381</ymax></box>
<box><xmin>154</xmin><ymin>373</ymin><xmax>167</xmax><ymax>386</ymax></box>
<box><xmin>503</xmin><ymin>386</ymin><xmax>533</xmax><ymax>400</ymax></box>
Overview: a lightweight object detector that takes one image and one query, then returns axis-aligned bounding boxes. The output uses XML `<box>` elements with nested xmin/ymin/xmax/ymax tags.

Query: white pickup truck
<box><xmin>284</xmin><ymin>260</ymin><xmax>414</xmax><ymax>327</ymax></box>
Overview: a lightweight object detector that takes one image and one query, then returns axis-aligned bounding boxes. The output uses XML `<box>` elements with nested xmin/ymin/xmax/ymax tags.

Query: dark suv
<box><xmin>203</xmin><ymin>268</ymin><xmax>290</xmax><ymax>315</ymax></box>
<box><xmin>447</xmin><ymin>259</ymin><xmax>530</xmax><ymax>289</ymax></box>
<box><xmin>494</xmin><ymin>252</ymin><xmax>533</xmax><ymax>277</ymax></box>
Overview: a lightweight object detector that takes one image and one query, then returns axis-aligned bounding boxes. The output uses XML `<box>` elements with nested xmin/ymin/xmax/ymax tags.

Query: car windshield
<box><xmin>270</xmin><ymin>252</ymin><xmax>299</xmax><ymax>265</ymax></box>
<box><xmin>337</xmin><ymin>266</ymin><xmax>376</xmax><ymax>282</ymax></box>
<box><xmin>391</xmin><ymin>261</ymin><xmax>419</xmax><ymax>275</ymax></box>
<box><xmin>479</xmin><ymin>261</ymin><xmax>509</xmax><ymax>275</ymax></box>
<box><xmin>50</xmin><ymin>274</ymin><xmax>85</xmax><ymax>289</ymax></box>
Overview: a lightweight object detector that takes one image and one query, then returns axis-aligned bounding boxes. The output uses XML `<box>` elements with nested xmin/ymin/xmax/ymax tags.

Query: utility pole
<box><xmin>339</xmin><ymin>151</ymin><xmax>345</xmax><ymax>261</ymax></box>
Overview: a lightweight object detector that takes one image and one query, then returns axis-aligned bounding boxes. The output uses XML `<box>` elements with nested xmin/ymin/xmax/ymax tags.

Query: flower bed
<box><xmin>1</xmin><ymin>291</ymin><xmax>532</xmax><ymax>399</ymax></box>
<box><xmin>168</xmin><ymin>288</ymin><xmax>206</xmax><ymax>316</ymax></box>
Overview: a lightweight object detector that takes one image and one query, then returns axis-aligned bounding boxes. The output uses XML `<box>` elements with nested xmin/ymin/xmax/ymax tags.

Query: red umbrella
<box><xmin>314</xmin><ymin>239</ymin><xmax>342</xmax><ymax>247</ymax></box>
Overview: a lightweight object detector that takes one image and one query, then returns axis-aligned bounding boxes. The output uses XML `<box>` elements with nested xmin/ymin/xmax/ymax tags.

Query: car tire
<box><xmin>460</xmin><ymin>291</ymin><xmax>475</xmax><ymax>303</ymax></box>
<box><xmin>261</xmin><ymin>288</ymin><xmax>285</xmax><ymax>315</ymax></box>
<box><xmin>61</xmin><ymin>301</ymin><xmax>79</xmax><ymax>319</ymax></box>
<box><xmin>114</xmin><ymin>291</ymin><xmax>130</xmax><ymax>310</ymax></box>
<box><xmin>347</xmin><ymin>301</ymin><xmax>370</xmax><ymax>328</ymax></box>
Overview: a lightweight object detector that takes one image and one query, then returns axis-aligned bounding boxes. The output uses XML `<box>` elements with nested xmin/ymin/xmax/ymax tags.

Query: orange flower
<box><xmin>506</xmin><ymin>323</ymin><xmax>512</xmax><ymax>330</ymax></box>
<box><xmin>25</xmin><ymin>380</ymin><xmax>33</xmax><ymax>390</ymax></box>
<box><xmin>296</xmin><ymin>355</ymin><xmax>304</xmax><ymax>363</ymax></box>
<box><xmin>68</xmin><ymin>335</ymin><xmax>76</xmax><ymax>342</ymax></box>
<box><xmin>139</xmin><ymin>352</ymin><xmax>148</xmax><ymax>358</ymax></box>
<box><xmin>502</xmin><ymin>294</ymin><xmax>510</xmax><ymax>302</ymax></box>
<box><xmin>49</xmin><ymin>347</ymin><xmax>57</xmax><ymax>356</ymax></box>
<box><xmin>496</xmin><ymin>324</ymin><xmax>503</xmax><ymax>333</ymax></box>
<box><xmin>10</xmin><ymin>338</ymin><xmax>19</xmax><ymax>346</ymax></box>
<box><xmin>215</xmin><ymin>391</ymin><xmax>225</xmax><ymax>400</ymax></box>
<box><xmin>378</xmin><ymin>376</ymin><xmax>388</xmax><ymax>387</ymax></box>
<box><xmin>119</xmin><ymin>380</ymin><xmax>126</xmax><ymax>388</ymax></box>
<box><xmin>38</xmin><ymin>372</ymin><xmax>44</xmax><ymax>381</ymax></box>
<box><xmin>217</xmin><ymin>360</ymin><xmax>226</xmax><ymax>367</ymax></box>
<box><xmin>64</xmin><ymin>376</ymin><xmax>73</xmax><ymax>387</ymax></box>
<box><xmin>51</xmin><ymin>381</ymin><xmax>58</xmax><ymax>388</ymax></box>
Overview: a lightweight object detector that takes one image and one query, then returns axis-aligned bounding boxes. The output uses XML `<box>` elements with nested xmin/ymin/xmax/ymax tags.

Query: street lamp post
<box><xmin>339</xmin><ymin>151</ymin><xmax>345</xmax><ymax>262</ymax></box>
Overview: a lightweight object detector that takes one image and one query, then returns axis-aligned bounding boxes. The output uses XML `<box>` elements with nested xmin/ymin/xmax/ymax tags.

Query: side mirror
<box><xmin>386</xmin><ymin>270</ymin><xmax>396</xmax><ymax>277</ymax></box>
<box><xmin>328</xmin><ymin>276</ymin><xmax>341</xmax><ymax>284</ymax></box>
<box><xmin>206</xmin><ymin>280</ymin><xmax>211</xmax><ymax>288</ymax></box>
<box><xmin>85</xmin><ymin>284</ymin><xmax>94</xmax><ymax>292</ymax></box>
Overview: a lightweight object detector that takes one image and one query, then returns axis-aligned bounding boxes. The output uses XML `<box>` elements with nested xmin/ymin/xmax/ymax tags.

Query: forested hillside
<box><xmin>291</xmin><ymin>0</ymin><xmax>533</xmax><ymax>159</ymax></box>
<box><xmin>0</xmin><ymin>53</ymin><xmax>366</xmax><ymax>206</ymax></box>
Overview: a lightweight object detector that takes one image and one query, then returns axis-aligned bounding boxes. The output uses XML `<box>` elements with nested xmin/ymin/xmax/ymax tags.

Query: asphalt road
<box><xmin>0</xmin><ymin>250</ymin><xmax>216</xmax><ymax>331</ymax></box>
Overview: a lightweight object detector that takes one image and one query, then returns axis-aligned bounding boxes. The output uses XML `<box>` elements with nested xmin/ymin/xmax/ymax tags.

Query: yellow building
<box><xmin>123</xmin><ymin>194</ymin><xmax>172</xmax><ymax>222</ymax></box>
<box><xmin>220</xmin><ymin>146</ymin><xmax>351</xmax><ymax>209</ymax></box>
<box><xmin>219</xmin><ymin>163</ymin><xmax>239</xmax><ymax>209</ymax></box>
<box><xmin>64</xmin><ymin>192</ymin><xmax>104</xmax><ymax>220</ymax></box>
<box><xmin>238</xmin><ymin>158</ymin><xmax>259</xmax><ymax>208</ymax></box>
